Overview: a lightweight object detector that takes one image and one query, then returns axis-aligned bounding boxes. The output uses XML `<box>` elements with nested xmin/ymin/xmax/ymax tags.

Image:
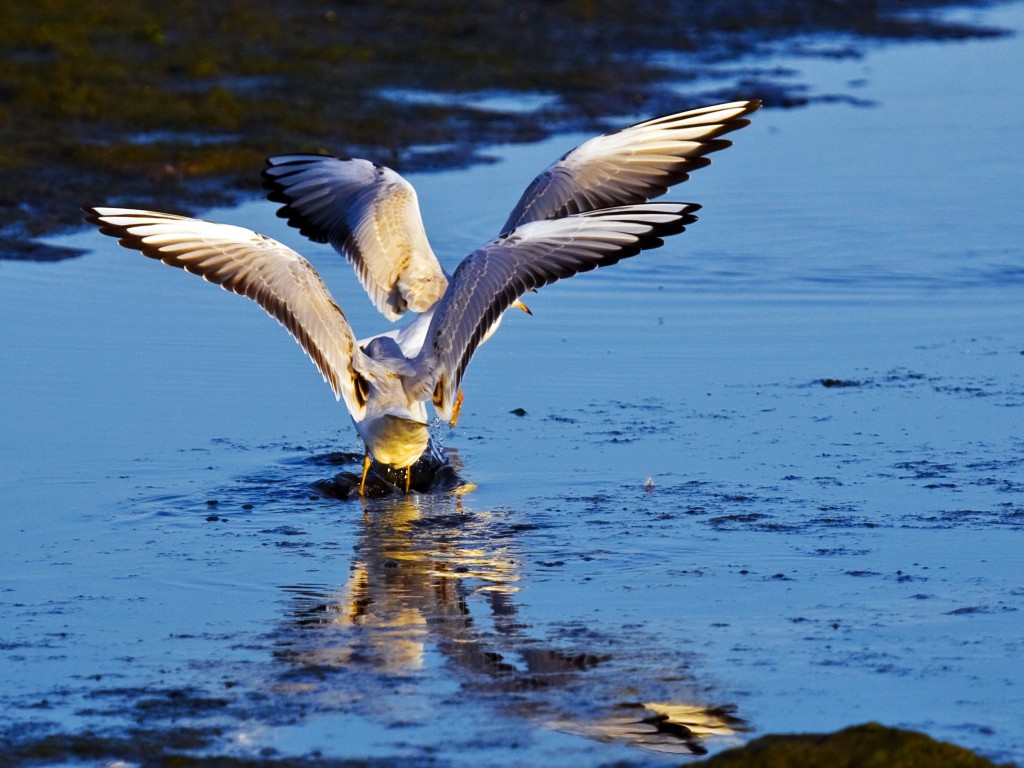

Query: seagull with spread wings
<box><xmin>84</xmin><ymin>100</ymin><xmax>759</xmax><ymax>493</ymax></box>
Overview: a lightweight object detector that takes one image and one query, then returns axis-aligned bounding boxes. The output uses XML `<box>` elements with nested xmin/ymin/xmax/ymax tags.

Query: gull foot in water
<box><xmin>317</xmin><ymin>450</ymin><xmax>470</xmax><ymax>499</ymax></box>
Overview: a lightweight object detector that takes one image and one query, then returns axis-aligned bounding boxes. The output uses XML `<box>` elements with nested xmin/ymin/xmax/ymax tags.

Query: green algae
<box><xmin>0</xmin><ymin>0</ymin><xmax>1006</xmax><ymax>252</ymax></box>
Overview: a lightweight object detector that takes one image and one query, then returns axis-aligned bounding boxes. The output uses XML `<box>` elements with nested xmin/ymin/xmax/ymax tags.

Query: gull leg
<box><xmin>449</xmin><ymin>389</ymin><xmax>465</xmax><ymax>427</ymax></box>
<box><xmin>453</xmin><ymin>482</ymin><xmax>477</xmax><ymax>497</ymax></box>
<box><xmin>405</xmin><ymin>467</ymin><xmax>411</xmax><ymax>494</ymax></box>
<box><xmin>359</xmin><ymin>454</ymin><xmax>372</xmax><ymax>496</ymax></box>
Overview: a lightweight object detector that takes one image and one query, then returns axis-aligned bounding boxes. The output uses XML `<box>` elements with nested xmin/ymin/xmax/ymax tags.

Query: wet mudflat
<box><xmin>0</xmin><ymin>0</ymin><xmax>1006</xmax><ymax>249</ymax></box>
<box><xmin>2</xmin><ymin>2</ymin><xmax>1023</xmax><ymax>766</ymax></box>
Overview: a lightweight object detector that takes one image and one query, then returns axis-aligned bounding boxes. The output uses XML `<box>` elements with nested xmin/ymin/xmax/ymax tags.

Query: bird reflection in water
<box><xmin>274</xmin><ymin>488</ymin><xmax>745</xmax><ymax>756</ymax></box>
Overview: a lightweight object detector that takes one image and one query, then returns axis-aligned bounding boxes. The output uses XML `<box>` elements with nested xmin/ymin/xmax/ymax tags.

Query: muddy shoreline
<box><xmin>1</xmin><ymin>0</ymin><xmax>1007</xmax><ymax>257</ymax></box>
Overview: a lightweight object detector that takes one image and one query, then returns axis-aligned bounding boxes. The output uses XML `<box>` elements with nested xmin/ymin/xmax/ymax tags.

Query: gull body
<box><xmin>85</xmin><ymin>100</ymin><xmax>759</xmax><ymax>488</ymax></box>
<box><xmin>357</xmin><ymin>336</ymin><xmax>431</xmax><ymax>469</ymax></box>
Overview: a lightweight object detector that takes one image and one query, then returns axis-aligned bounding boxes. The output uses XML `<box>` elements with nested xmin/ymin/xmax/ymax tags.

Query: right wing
<box><xmin>83</xmin><ymin>207</ymin><xmax>371</xmax><ymax>421</ymax></box>
<box><xmin>411</xmin><ymin>203</ymin><xmax>700</xmax><ymax>421</ymax></box>
<box><xmin>502</xmin><ymin>100</ymin><xmax>759</xmax><ymax>232</ymax></box>
<box><xmin>263</xmin><ymin>155</ymin><xmax>448</xmax><ymax>322</ymax></box>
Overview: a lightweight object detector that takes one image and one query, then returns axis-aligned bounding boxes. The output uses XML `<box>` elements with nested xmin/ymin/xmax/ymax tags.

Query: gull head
<box><xmin>358</xmin><ymin>413</ymin><xmax>432</xmax><ymax>469</ymax></box>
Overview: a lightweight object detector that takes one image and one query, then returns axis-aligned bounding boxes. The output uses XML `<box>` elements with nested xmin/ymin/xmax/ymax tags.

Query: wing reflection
<box><xmin>286</xmin><ymin>494</ymin><xmax>521</xmax><ymax>676</ymax></box>
<box><xmin>549</xmin><ymin>701</ymin><xmax>745</xmax><ymax>756</ymax></box>
<box><xmin>275</xmin><ymin>488</ymin><xmax>745</xmax><ymax>756</ymax></box>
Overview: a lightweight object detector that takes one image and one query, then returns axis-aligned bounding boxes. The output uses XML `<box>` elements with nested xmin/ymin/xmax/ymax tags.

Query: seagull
<box><xmin>84</xmin><ymin>100</ymin><xmax>759</xmax><ymax>493</ymax></box>
<box><xmin>260</xmin><ymin>99</ymin><xmax>758</xmax><ymax>422</ymax></box>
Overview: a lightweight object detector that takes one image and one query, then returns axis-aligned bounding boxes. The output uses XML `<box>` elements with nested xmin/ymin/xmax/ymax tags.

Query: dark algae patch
<box><xmin>0</xmin><ymin>726</ymin><xmax>408</xmax><ymax>767</ymax></box>
<box><xmin>693</xmin><ymin>722</ymin><xmax>1017</xmax><ymax>768</ymax></box>
<box><xmin>0</xmin><ymin>0</ymin><xmax>1006</xmax><ymax>254</ymax></box>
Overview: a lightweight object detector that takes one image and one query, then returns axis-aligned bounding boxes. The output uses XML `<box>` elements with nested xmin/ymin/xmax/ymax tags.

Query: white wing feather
<box><xmin>263</xmin><ymin>156</ymin><xmax>448</xmax><ymax>322</ymax></box>
<box><xmin>83</xmin><ymin>207</ymin><xmax>371</xmax><ymax>421</ymax></box>
<box><xmin>502</xmin><ymin>100</ymin><xmax>760</xmax><ymax>232</ymax></box>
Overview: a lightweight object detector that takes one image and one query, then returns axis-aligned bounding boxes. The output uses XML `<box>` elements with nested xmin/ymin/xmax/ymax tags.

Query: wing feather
<box><xmin>83</xmin><ymin>207</ymin><xmax>369</xmax><ymax>420</ymax></box>
<box><xmin>502</xmin><ymin>100</ymin><xmax>759</xmax><ymax>232</ymax></box>
<box><xmin>411</xmin><ymin>203</ymin><xmax>700</xmax><ymax>419</ymax></box>
<box><xmin>263</xmin><ymin>155</ymin><xmax>448</xmax><ymax>321</ymax></box>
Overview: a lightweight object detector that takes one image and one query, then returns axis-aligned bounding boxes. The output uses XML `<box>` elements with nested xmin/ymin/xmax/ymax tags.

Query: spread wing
<box><xmin>83</xmin><ymin>207</ymin><xmax>370</xmax><ymax>421</ymax></box>
<box><xmin>502</xmin><ymin>100</ymin><xmax>760</xmax><ymax>232</ymax></box>
<box><xmin>411</xmin><ymin>203</ymin><xmax>700</xmax><ymax>420</ymax></box>
<box><xmin>263</xmin><ymin>155</ymin><xmax>448</xmax><ymax>322</ymax></box>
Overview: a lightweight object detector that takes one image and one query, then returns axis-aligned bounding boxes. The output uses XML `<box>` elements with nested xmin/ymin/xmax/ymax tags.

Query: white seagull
<box><xmin>84</xmin><ymin>100</ymin><xmax>759</xmax><ymax>493</ymax></box>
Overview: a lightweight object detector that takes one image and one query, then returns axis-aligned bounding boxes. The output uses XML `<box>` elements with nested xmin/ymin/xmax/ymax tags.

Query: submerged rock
<box><xmin>314</xmin><ymin>448</ymin><xmax>470</xmax><ymax>499</ymax></box>
<box><xmin>695</xmin><ymin>722</ymin><xmax>1012</xmax><ymax>768</ymax></box>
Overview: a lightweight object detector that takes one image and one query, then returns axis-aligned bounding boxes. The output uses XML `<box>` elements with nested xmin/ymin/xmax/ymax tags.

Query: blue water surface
<box><xmin>1</xmin><ymin>2</ymin><xmax>1022</xmax><ymax>765</ymax></box>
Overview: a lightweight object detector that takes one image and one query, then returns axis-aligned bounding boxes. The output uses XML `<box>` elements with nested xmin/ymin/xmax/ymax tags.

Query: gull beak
<box><xmin>512</xmin><ymin>299</ymin><xmax>532</xmax><ymax>315</ymax></box>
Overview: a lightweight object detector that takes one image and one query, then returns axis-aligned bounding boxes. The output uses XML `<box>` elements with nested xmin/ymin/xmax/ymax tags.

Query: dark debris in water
<box><xmin>896</xmin><ymin>460</ymin><xmax>956</xmax><ymax>479</ymax></box>
<box><xmin>820</xmin><ymin>377</ymin><xmax>864</xmax><ymax>388</ymax></box>
<box><xmin>807</xmin><ymin>363</ymin><xmax>1024</xmax><ymax>415</ymax></box>
<box><xmin>814</xmin><ymin>369</ymin><xmax>934</xmax><ymax>390</ymax></box>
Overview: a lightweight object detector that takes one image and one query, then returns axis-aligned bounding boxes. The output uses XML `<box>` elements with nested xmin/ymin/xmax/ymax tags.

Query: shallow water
<box><xmin>2</xmin><ymin>3</ymin><xmax>1023</xmax><ymax>765</ymax></box>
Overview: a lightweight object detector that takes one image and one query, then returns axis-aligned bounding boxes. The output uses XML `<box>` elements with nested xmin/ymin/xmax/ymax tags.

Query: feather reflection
<box><xmin>276</xmin><ymin>488</ymin><xmax>744</xmax><ymax>755</ymax></box>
